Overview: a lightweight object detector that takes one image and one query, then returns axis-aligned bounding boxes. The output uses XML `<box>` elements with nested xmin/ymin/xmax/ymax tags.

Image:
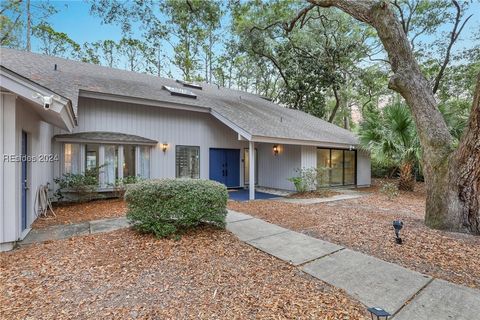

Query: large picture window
<box><xmin>317</xmin><ymin>148</ymin><xmax>356</xmax><ymax>186</ymax></box>
<box><xmin>176</xmin><ymin>145</ymin><xmax>200</xmax><ymax>179</ymax></box>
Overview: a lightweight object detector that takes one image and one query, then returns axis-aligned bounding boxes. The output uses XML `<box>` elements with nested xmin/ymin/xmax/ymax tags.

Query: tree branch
<box><xmin>251</xmin><ymin>46</ymin><xmax>290</xmax><ymax>88</ymax></box>
<box><xmin>282</xmin><ymin>4</ymin><xmax>316</xmax><ymax>32</ymax></box>
<box><xmin>432</xmin><ymin>0</ymin><xmax>472</xmax><ymax>94</ymax></box>
<box><xmin>0</xmin><ymin>13</ymin><xmax>21</xmax><ymax>45</ymax></box>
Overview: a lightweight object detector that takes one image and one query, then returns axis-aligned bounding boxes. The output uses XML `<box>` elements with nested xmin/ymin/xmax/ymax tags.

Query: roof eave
<box><xmin>250</xmin><ymin>135</ymin><xmax>359</xmax><ymax>149</ymax></box>
<box><xmin>0</xmin><ymin>66</ymin><xmax>76</xmax><ymax>132</ymax></box>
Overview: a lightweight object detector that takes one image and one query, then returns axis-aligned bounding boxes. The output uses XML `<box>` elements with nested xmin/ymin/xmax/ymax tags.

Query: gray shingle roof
<box><xmin>53</xmin><ymin>131</ymin><xmax>157</xmax><ymax>145</ymax></box>
<box><xmin>1</xmin><ymin>48</ymin><xmax>358</xmax><ymax>146</ymax></box>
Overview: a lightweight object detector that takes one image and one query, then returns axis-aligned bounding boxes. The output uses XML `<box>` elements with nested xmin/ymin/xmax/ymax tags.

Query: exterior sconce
<box><xmin>273</xmin><ymin>145</ymin><xmax>279</xmax><ymax>156</ymax></box>
<box><xmin>367</xmin><ymin>307</ymin><xmax>391</xmax><ymax>319</ymax></box>
<box><xmin>162</xmin><ymin>143</ymin><xmax>168</xmax><ymax>153</ymax></box>
<box><xmin>393</xmin><ymin>220</ymin><xmax>404</xmax><ymax>244</ymax></box>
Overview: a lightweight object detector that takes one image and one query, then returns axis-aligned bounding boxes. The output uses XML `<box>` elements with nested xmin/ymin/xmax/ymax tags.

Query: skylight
<box><xmin>163</xmin><ymin>85</ymin><xmax>197</xmax><ymax>99</ymax></box>
<box><xmin>176</xmin><ymin>79</ymin><xmax>203</xmax><ymax>90</ymax></box>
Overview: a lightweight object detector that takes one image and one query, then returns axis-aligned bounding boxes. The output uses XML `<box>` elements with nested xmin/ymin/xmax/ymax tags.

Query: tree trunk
<box><xmin>442</xmin><ymin>74</ymin><xmax>480</xmax><ymax>233</ymax></box>
<box><xmin>307</xmin><ymin>0</ymin><xmax>479</xmax><ymax>234</ymax></box>
<box><xmin>26</xmin><ymin>0</ymin><xmax>31</xmax><ymax>52</ymax></box>
<box><xmin>328</xmin><ymin>86</ymin><xmax>340</xmax><ymax>122</ymax></box>
<box><xmin>398</xmin><ymin>162</ymin><xmax>414</xmax><ymax>192</ymax></box>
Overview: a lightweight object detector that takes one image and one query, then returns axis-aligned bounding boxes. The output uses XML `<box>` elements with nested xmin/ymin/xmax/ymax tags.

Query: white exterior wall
<box><xmin>1</xmin><ymin>95</ymin><xmax>54</xmax><ymax>250</ymax></box>
<box><xmin>53</xmin><ymin>98</ymin><xmax>249</xmax><ymax>183</ymax></box>
<box><xmin>300</xmin><ymin>145</ymin><xmax>317</xmax><ymax>169</ymax></box>
<box><xmin>1</xmin><ymin>93</ymin><xmax>17</xmax><ymax>250</ymax></box>
<box><xmin>257</xmin><ymin>143</ymin><xmax>301</xmax><ymax>191</ymax></box>
<box><xmin>357</xmin><ymin>149</ymin><xmax>371</xmax><ymax>187</ymax></box>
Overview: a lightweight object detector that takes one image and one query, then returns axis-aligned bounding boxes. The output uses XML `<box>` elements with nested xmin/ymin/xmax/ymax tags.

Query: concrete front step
<box><xmin>20</xmin><ymin>217</ymin><xmax>130</xmax><ymax>245</ymax></box>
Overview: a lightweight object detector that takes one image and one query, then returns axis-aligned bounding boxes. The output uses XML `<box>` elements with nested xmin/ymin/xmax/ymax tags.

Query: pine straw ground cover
<box><xmin>32</xmin><ymin>199</ymin><xmax>126</xmax><ymax>229</ymax></box>
<box><xmin>0</xmin><ymin>228</ymin><xmax>367</xmax><ymax>319</ymax></box>
<box><xmin>229</xmin><ymin>180</ymin><xmax>480</xmax><ymax>289</ymax></box>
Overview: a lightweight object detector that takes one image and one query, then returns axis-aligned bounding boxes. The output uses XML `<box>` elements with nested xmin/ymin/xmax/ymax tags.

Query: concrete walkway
<box><xmin>226</xmin><ymin>210</ymin><xmax>480</xmax><ymax>319</ymax></box>
<box><xmin>19</xmin><ymin>217</ymin><xmax>130</xmax><ymax>245</ymax></box>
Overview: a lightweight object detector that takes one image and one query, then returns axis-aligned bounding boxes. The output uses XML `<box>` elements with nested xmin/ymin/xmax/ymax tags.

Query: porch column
<box><xmin>249</xmin><ymin>140</ymin><xmax>255</xmax><ymax>200</ymax></box>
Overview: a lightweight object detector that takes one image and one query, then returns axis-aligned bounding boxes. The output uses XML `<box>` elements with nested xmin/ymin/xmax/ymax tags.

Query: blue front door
<box><xmin>209</xmin><ymin>149</ymin><xmax>240</xmax><ymax>188</ymax></box>
<box><xmin>21</xmin><ymin>131</ymin><xmax>28</xmax><ymax>231</ymax></box>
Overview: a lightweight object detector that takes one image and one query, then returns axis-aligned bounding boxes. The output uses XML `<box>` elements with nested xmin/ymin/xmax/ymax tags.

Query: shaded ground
<box><xmin>229</xmin><ymin>180</ymin><xmax>480</xmax><ymax>289</ymax></box>
<box><xmin>33</xmin><ymin>199</ymin><xmax>126</xmax><ymax>229</ymax></box>
<box><xmin>1</xmin><ymin>228</ymin><xmax>367</xmax><ymax>319</ymax></box>
<box><xmin>287</xmin><ymin>190</ymin><xmax>339</xmax><ymax>199</ymax></box>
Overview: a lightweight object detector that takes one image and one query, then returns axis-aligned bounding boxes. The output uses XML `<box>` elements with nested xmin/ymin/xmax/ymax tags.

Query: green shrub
<box><xmin>125</xmin><ymin>179</ymin><xmax>228</xmax><ymax>238</ymax></box>
<box><xmin>111</xmin><ymin>176</ymin><xmax>143</xmax><ymax>199</ymax></box>
<box><xmin>288</xmin><ymin>167</ymin><xmax>331</xmax><ymax>192</ymax></box>
<box><xmin>54</xmin><ymin>166</ymin><xmax>102</xmax><ymax>202</ymax></box>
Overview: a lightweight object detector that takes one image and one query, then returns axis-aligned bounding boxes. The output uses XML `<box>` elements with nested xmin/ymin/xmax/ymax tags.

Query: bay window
<box><xmin>61</xmin><ymin>143</ymin><xmax>151</xmax><ymax>187</ymax></box>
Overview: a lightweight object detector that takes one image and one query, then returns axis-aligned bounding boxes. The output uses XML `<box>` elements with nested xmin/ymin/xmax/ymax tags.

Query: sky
<box><xmin>26</xmin><ymin>0</ymin><xmax>480</xmax><ymax>75</ymax></box>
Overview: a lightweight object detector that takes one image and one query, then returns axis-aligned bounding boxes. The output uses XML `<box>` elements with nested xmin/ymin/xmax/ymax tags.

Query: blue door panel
<box><xmin>209</xmin><ymin>149</ymin><xmax>240</xmax><ymax>188</ymax></box>
<box><xmin>209</xmin><ymin>149</ymin><xmax>225</xmax><ymax>185</ymax></box>
<box><xmin>225</xmin><ymin>149</ymin><xmax>240</xmax><ymax>187</ymax></box>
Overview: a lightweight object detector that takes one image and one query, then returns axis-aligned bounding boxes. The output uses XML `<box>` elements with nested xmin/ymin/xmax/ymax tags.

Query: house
<box><xmin>0</xmin><ymin>48</ymin><xmax>370</xmax><ymax>251</ymax></box>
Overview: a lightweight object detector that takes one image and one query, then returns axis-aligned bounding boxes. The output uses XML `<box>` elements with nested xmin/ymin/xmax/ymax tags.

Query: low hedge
<box><xmin>125</xmin><ymin>179</ymin><xmax>228</xmax><ymax>238</ymax></box>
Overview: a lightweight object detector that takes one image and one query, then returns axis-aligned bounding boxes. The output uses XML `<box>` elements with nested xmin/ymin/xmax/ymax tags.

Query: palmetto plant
<box><xmin>359</xmin><ymin>102</ymin><xmax>421</xmax><ymax>191</ymax></box>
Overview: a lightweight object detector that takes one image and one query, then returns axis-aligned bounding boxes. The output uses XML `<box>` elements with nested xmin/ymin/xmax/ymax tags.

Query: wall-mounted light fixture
<box><xmin>162</xmin><ymin>143</ymin><xmax>168</xmax><ymax>153</ymax></box>
<box><xmin>273</xmin><ymin>145</ymin><xmax>279</xmax><ymax>156</ymax></box>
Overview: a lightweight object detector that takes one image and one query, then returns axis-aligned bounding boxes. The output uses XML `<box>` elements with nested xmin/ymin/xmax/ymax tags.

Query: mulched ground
<box><xmin>287</xmin><ymin>190</ymin><xmax>339</xmax><ymax>199</ymax></box>
<box><xmin>228</xmin><ymin>180</ymin><xmax>480</xmax><ymax>289</ymax></box>
<box><xmin>1</xmin><ymin>228</ymin><xmax>367</xmax><ymax>319</ymax></box>
<box><xmin>32</xmin><ymin>199</ymin><xmax>126</xmax><ymax>229</ymax></box>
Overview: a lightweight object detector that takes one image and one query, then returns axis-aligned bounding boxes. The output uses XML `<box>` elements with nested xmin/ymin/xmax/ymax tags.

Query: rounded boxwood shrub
<box><xmin>125</xmin><ymin>179</ymin><xmax>228</xmax><ymax>238</ymax></box>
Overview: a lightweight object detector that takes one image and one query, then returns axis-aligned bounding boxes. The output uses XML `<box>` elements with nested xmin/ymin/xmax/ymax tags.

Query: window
<box><xmin>330</xmin><ymin>150</ymin><xmax>344</xmax><ymax>186</ymax></box>
<box><xmin>138</xmin><ymin>146</ymin><xmax>150</xmax><ymax>179</ymax></box>
<box><xmin>85</xmin><ymin>144</ymin><xmax>99</xmax><ymax>171</ymax></box>
<box><xmin>176</xmin><ymin>146</ymin><xmax>200</xmax><ymax>179</ymax></box>
<box><xmin>344</xmin><ymin>150</ymin><xmax>356</xmax><ymax>185</ymax></box>
<box><xmin>163</xmin><ymin>85</ymin><xmax>197</xmax><ymax>99</ymax></box>
<box><xmin>123</xmin><ymin>145</ymin><xmax>136</xmax><ymax>178</ymax></box>
<box><xmin>64</xmin><ymin>143</ymin><xmax>80</xmax><ymax>174</ymax></box>
<box><xmin>104</xmin><ymin>145</ymin><xmax>118</xmax><ymax>185</ymax></box>
<box><xmin>176</xmin><ymin>79</ymin><xmax>202</xmax><ymax>90</ymax></box>
<box><xmin>317</xmin><ymin>148</ymin><xmax>356</xmax><ymax>186</ymax></box>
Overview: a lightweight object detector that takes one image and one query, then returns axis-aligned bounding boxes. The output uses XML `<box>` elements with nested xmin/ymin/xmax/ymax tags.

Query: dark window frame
<box><xmin>317</xmin><ymin>148</ymin><xmax>357</xmax><ymax>186</ymax></box>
